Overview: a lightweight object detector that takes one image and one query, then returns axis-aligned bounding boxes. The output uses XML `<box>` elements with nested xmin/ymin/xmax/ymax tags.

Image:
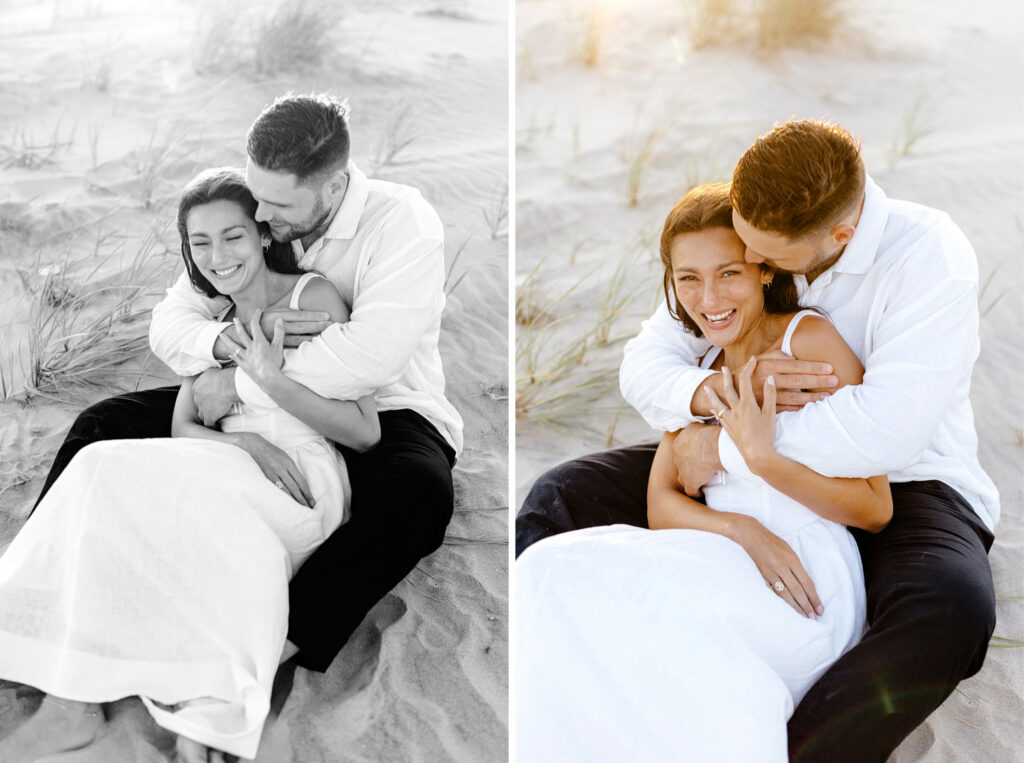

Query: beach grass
<box><xmin>373</xmin><ymin>99</ymin><xmax>423</xmax><ymax>171</ymax></box>
<box><xmin>887</xmin><ymin>90</ymin><xmax>937</xmax><ymax>169</ymax></box>
<box><xmin>756</xmin><ymin>0</ymin><xmax>841</xmax><ymax>49</ymax></box>
<box><xmin>686</xmin><ymin>0</ymin><xmax>739</xmax><ymax>49</ymax></box>
<box><xmin>0</xmin><ymin>121</ymin><xmax>76</xmax><ymax>170</ymax></box>
<box><xmin>623</xmin><ymin>114</ymin><xmax>672</xmax><ymax>207</ymax></box>
<box><xmin>566</xmin><ymin>0</ymin><xmax>606</xmax><ymax>68</ymax></box>
<box><xmin>253</xmin><ymin>1</ymin><xmax>341</xmax><ymax>75</ymax></box>
<box><xmin>2</xmin><ymin>225</ymin><xmax>176</xmax><ymax>402</ymax></box>
<box><xmin>483</xmin><ymin>185</ymin><xmax>509</xmax><ymax>239</ymax></box>
<box><xmin>193</xmin><ymin>0</ymin><xmax>340</xmax><ymax>76</ymax></box>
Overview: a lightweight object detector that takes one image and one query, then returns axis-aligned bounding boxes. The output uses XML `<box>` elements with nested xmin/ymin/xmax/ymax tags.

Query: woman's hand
<box><xmin>231</xmin><ymin>432</ymin><xmax>314</xmax><ymax>508</ymax></box>
<box><xmin>705</xmin><ymin>357</ymin><xmax>779</xmax><ymax>476</ymax></box>
<box><xmin>727</xmin><ymin>514</ymin><xmax>824</xmax><ymax>619</ymax></box>
<box><xmin>221</xmin><ymin>309</ymin><xmax>286</xmax><ymax>390</ymax></box>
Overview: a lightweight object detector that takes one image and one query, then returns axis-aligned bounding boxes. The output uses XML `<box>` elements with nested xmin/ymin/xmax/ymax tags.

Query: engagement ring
<box><xmin>772</xmin><ymin>581</ymin><xmax>786</xmax><ymax>594</ymax></box>
<box><xmin>274</xmin><ymin>480</ymin><xmax>285</xmax><ymax>490</ymax></box>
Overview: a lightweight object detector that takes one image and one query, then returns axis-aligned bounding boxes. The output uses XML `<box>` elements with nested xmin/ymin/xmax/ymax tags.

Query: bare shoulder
<box><xmin>297</xmin><ymin>275</ymin><xmax>349</xmax><ymax>323</ymax></box>
<box><xmin>788</xmin><ymin>313</ymin><xmax>864</xmax><ymax>387</ymax></box>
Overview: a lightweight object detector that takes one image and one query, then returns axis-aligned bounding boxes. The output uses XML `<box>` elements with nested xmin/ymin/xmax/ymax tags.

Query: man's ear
<box><xmin>324</xmin><ymin>169</ymin><xmax>350</xmax><ymax>202</ymax></box>
<box><xmin>830</xmin><ymin>222</ymin><xmax>857</xmax><ymax>246</ymax></box>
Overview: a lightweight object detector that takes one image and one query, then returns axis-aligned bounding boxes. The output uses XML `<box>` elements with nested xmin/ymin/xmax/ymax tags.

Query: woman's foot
<box><xmin>176</xmin><ymin>735</ymin><xmax>228</xmax><ymax>763</ymax></box>
<box><xmin>0</xmin><ymin>694</ymin><xmax>103</xmax><ymax>762</ymax></box>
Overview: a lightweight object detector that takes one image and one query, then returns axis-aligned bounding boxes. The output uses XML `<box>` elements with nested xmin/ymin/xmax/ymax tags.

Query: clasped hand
<box><xmin>221</xmin><ymin>309</ymin><xmax>285</xmax><ymax>389</ymax></box>
<box><xmin>704</xmin><ymin>356</ymin><xmax>777</xmax><ymax>474</ymax></box>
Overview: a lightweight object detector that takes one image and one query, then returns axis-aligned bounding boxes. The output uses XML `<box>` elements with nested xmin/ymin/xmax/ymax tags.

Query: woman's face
<box><xmin>185</xmin><ymin>199</ymin><xmax>267</xmax><ymax>296</ymax></box>
<box><xmin>670</xmin><ymin>227</ymin><xmax>772</xmax><ymax>347</ymax></box>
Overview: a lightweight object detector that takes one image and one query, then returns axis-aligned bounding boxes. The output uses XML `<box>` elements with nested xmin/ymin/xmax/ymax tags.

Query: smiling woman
<box><xmin>177</xmin><ymin>168</ymin><xmax>306</xmax><ymax>301</ymax></box>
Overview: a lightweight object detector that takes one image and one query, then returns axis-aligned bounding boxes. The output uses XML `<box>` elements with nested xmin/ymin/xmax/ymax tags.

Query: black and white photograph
<box><xmin>0</xmin><ymin>0</ymin><xmax>508</xmax><ymax>761</ymax></box>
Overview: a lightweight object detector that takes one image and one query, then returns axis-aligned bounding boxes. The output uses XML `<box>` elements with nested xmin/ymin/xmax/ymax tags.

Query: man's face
<box><xmin>245</xmin><ymin>158</ymin><xmax>331</xmax><ymax>243</ymax></box>
<box><xmin>731</xmin><ymin>209</ymin><xmax>842</xmax><ymax>279</ymax></box>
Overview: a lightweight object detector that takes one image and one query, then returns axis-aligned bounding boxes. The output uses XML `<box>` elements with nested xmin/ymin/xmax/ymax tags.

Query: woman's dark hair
<box><xmin>176</xmin><ymin>167</ymin><xmax>305</xmax><ymax>298</ymax></box>
<box><xmin>660</xmin><ymin>182</ymin><xmax>799</xmax><ymax>338</ymax></box>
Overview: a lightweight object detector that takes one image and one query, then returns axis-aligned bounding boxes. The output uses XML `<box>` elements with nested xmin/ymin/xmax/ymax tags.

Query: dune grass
<box><xmin>193</xmin><ymin>1</ymin><xmax>341</xmax><ymax>76</ymax></box>
<box><xmin>1</xmin><ymin>225</ymin><xmax>176</xmax><ymax>402</ymax></box>
<box><xmin>373</xmin><ymin>100</ymin><xmax>423</xmax><ymax>171</ymax></box>
<box><xmin>0</xmin><ymin>121</ymin><xmax>76</xmax><ymax>170</ymax></box>
<box><xmin>756</xmin><ymin>0</ymin><xmax>841</xmax><ymax>49</ymax></box>
<box><xmin>887</xmin><ymin>90</ymin><xmax>937</xmax><ymax>169</ymax></box>
<box><xmin>566</xmin><ymin>0</ymin><xmax>607</xmax><ymax>67</ymax></box>
<box><xmin>254</xmin><ymin>1</ymin><xmax>341</xmax><ymax>75</ymax></box>
<box><xmin>516</xmin><ymin>250</ymin><xmax>646</xmax><ymax>429</ymax></box>
<box><xmin>683</xmin><ymin>0</ymin><xmax>841</xmax><ymax>51</ymax></box>
<box><xmin>623</xmin><ymin>115</ymin><xmax>672</xmax><ymax>207</ymax></box>
<box><xmin>483</xmin><ymin>185</ymin><xmax>509</xmax><ymax>239</ymax></box>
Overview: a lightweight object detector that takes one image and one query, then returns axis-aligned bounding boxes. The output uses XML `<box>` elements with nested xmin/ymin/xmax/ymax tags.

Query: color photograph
<box><xmin>515</xmin><ymin>0</ymin><xmax>1022</xmax><ymax>760</ymax></box>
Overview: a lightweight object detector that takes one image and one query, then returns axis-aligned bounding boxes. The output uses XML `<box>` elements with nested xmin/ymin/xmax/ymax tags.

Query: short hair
<box><xmin>660</xmin><ymin>182</ymin><xmax>798</xmax><ymax>337</ymax></box>
<box><xmin>246</xmin><ymin>92</ymin><xmax>351</xmax><ymax>182</ymax></box>
<box><xmin>730</xmin><ymin>119</ymin><xmax>865</xmax><ymax>239</ymax></box>
<box><xmin>176</xmin><ymin>167</ymin><xmax>305</xmax><ymax>299</ymax></box>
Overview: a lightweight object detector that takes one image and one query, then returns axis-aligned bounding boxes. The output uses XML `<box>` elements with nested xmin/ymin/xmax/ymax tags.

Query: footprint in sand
<box><xmin>311</xmin><ymin>594</ymin><xmax>408</xmax><ymax>705</ymax></box>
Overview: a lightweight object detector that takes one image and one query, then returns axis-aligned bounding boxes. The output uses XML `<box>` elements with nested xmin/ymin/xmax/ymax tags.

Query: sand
<box><xmin>0</xmin><ymin>0</ymin><xmax>508</xmax><ymax>761</ymax></box>
<box><xmin>515</xmin><ymin>0</ymin><xmax>1023</xmax><ymax>759</ymax></box>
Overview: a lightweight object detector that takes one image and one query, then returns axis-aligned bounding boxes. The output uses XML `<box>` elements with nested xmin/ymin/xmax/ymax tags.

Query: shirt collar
<box><xmin>828</xmin><ymin>173</ymin><xmax>887</xmax><ymax>275</ymax></box>
<box><xmin>293</xmin><ymin>160</ymin><xmax>368</xmax><ymax>256</ymax></box>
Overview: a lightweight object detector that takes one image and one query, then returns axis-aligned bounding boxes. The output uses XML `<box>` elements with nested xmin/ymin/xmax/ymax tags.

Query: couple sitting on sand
<box><xmin>516</xmin><ymin>120</ymin><xmax>998</xmax><ymax>761</ymax></box>
<box><xmin>0</xmin><ymin>92</ymin><xmax>463</xmax><ymax>762</ymax></box>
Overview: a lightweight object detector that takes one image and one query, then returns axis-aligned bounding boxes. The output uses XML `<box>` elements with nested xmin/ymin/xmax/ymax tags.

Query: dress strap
<box><xmin>289</xmin><ymin>272</ymin><xmax>327</xmax><ymax>310</ymax></box>
<box><xmin>781</xmin><ymin>309</ymin><xmax>820</xmax><ymax>357</ymax></box>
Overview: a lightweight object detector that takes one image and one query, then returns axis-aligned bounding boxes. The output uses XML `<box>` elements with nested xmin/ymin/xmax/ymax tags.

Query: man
<box><xmin>516</xmin><ymin>120</ymin><xmax>997</xmax><ymax>761</ymax></box>
<box><xmin>35</xmin><ymin>92</ymin><xmax>463</xmax><ymax>673</ymax></box>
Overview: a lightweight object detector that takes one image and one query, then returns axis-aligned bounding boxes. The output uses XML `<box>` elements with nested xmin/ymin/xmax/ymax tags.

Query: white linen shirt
<box><xmin>620</xmin><ymin>176</ymin><xmax>999</xmax><ymax>530</ymax></box>
<box><xmin>150</xmin><ymin>161</ymin><xmax>464</xmax><ymax>455</ymax></box>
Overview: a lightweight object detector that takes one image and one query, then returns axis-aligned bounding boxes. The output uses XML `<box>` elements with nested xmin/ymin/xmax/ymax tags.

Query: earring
<box><xmin>762</xmin><ymin>279</ymin><xmax>773</xmax><ymax>290</ymax></box>
<box><xmin>261</xmin><ymin>239</ymin><xmax>270</xmax><ymax>253</ymax></box>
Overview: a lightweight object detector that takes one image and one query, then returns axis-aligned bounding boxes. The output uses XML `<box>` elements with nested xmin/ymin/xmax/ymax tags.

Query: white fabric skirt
<box><xmin>0</xmin><ymin>436</ymin><xmax>346</xmax><ymax>757</ymax></box>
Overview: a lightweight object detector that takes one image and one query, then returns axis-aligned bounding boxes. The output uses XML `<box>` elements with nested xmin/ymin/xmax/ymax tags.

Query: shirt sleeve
<box><xmin>149</xmin><ymin>272</ymin><xmax>232</xmax><ymax>376</ymax></box>
<box><xmin>619</xmin><ymin>300</ymin><xmax>717</xmax><ymax>431</ymax></box>
<box><xmin>720</xmin><ymin>224</ymin><xmax>980</xmax><ymax>479</ymax></box>
<box><xmin>235</xmin><ymin>199</ymin><xmax>446</xmax><ymax>406</ymax></box>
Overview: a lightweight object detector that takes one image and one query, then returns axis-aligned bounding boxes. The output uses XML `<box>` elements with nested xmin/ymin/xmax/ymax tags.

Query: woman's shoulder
<box><xmin>295</xmin><ymin>273</ymin><xmax>349</xmax><ymax>323</ymax></box>
<box><xmin>787</xmin><ymin>311</ymin><xmax>841</xmax><ymax>358</ymax></box>
<box><xmin>787</xmin><ymin>310</ymin><xmax>864</xmax><ymax>386</ymax></box>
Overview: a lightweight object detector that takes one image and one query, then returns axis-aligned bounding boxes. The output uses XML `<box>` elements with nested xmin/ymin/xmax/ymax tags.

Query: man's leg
<box><xmin>286</xmin><ymin>410</ymin><xmax>456</xmax><ymax>672</ymax></box>
<box><xmin>32</xmin><ymin>386</ymin><xmax>180</xmax><ymax>513</ymax></box>
<box><xmin>788</xmin><ymin>481</ymin><xmax>996</xmax><ymax>762</ymax></box>
<box><xmin>515</xmin><ymin>443</ymin><xmax>658</xmax><ymax>558</ymax></box>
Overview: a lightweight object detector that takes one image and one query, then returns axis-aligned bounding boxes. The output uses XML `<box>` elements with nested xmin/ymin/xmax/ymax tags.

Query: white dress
<box><xmin>515</xmin><ymin>311</ymin><xmax>867</xmax><ymax>762</ymax></box>
<box><xmin>0</xmin><ymin>273</ymin><xmax>350</xmax><ymax>758</ymax></box>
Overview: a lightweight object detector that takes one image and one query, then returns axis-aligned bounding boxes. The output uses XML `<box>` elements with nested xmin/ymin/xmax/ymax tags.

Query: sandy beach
<box><xmin>0</xmin><ymin>0</ymin><xmax>508</xmax><ymax>760</ymax></box>
<box><xmin>516</xmin><ymin>0</ymin><xmax>1023</xmax><ymax>759</ymax></box>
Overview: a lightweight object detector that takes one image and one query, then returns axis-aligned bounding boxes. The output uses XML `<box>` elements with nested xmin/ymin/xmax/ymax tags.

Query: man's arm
<box><xmin>149</xmin><ymin>273</ymin><xmax>232</xmax><ymax>375</ymax></box>
<box><xmin>721</xmin><ymin>241</ymin><xmax>980</xmax><ymax>480</ymax></box>
<box><xmin>619</xmin><ymin>301</ymin><xmax>717</xmax><ymax>431</ymax></box>
<box><xmin>235</xmin><ymin>207</ymin><xmax>445</xmax><ymax>408</ymax></box>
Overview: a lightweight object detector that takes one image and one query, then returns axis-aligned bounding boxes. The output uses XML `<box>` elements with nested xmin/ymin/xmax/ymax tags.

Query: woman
<box><xmin>515</xmin><ymin>182</ymin><xmax>892</xmax><ymax>761</ymax></box>
<box><xmin>0</xmin><ymin>168</ymin><xmax>378</xmax><ymax>762</ymax></box>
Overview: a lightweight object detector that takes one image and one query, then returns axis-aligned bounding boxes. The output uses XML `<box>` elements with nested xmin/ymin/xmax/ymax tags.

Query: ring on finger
<box><xmin>274</xmin><ymin>479</ymin><xmax>286</xmax><ymax>490</ymax></box>
<box><xmin>772</xmin><ymin>580</ymin><xmax>786</xmax><ymax>594</ymax></box>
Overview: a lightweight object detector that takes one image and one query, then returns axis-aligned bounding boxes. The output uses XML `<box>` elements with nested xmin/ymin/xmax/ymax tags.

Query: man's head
<box><xmin>730</xmin><ymin>120</ymin><xmax>865</xmax><ymax>279</ymax></box>
<box><xmin>245</xmin><ymin>92</ymin><xmax>352</xmax><ymax>243</ymax></box>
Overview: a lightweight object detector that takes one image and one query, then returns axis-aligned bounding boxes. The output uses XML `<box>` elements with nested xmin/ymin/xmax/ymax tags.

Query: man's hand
<box><xmin>192</xmin><ymin>367</ymin><xmax>240</xmax><ymax>426</ymax></box>
<box><xmin>692</xmin><ymin>352</ymin><xmax>838</xmax><ymax>415</ymax></box>
<box><xmin>213</xmin><ymin>308</ymin><xmax>331</xmax><ymax>360</ymax></box>
<box><xmin>672</xmin><ymin>422</ymin><xmax>723</xmax><ymax>498</ymax></box>
<box><xmin>750</xmin><ymin>350</ymin><xmax>837</xmax><ymax>410</ymax></box>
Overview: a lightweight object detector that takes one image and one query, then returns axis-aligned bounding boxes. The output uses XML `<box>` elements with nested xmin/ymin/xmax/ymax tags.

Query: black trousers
<box><xmin>33</xmin><ymin>387</ymin><xmax>456</xmax><ymax>673</ymax></box>
<box><xmin>515</xmin><ymin>445</ymin><xmax>996</xmax><ymax>762</ymax></box>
